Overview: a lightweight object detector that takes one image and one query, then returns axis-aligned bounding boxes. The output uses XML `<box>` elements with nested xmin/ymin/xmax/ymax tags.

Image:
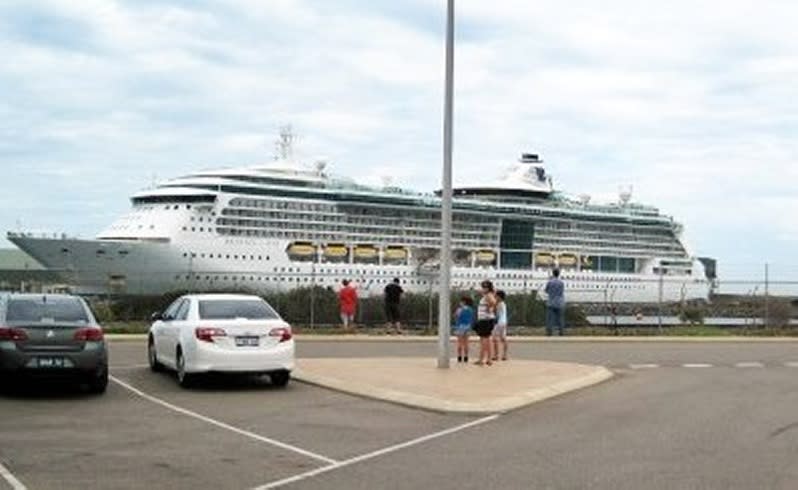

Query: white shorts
<box><xmin>492</xmin><ymin>323</ymin><xmax>507</xmax><ymax>339</ymax></box>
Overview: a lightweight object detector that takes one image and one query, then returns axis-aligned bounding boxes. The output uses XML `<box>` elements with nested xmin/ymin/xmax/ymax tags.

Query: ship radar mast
<box><xmin>619</xmin><ymin>185</ymin><xmax>633</xmax><ymax>206</ymax></box>
<box><xmin>274</xmin><ymin>125</ymin><xmax>298</xmax><ymax>161</ymax></box>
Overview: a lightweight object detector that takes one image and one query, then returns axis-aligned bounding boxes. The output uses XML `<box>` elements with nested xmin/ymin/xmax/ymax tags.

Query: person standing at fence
<box><xmin>384</xmin><ymin>277</ymin><xmax>404</xmax><ymax>334</ymax></box>
<box><xmin>474</xmin><ymin>280</ymin><xmax>497</xmax><ymax>365</ymax></box>
<box><xmin>492</xmin><ymin>290</ymin><xmax>509</xmax><ymax>361</ymax></box>
<box><xmin>453</xmin><ymin>296</ymin><xmax>474</xmax><ymax>363</ymax></box>
<box><xmin>545</xmin><ymin>269</ymin><xmax>566</xmax><ymax>336</ymax></box>
<box><xmin>338</xmin><ymin>279</ymin><xmax>358</xmax><ymax>331</ymax></box>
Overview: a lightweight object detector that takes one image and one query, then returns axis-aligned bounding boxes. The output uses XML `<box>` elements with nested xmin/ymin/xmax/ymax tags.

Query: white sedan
<box><xmin>147</xmin><ymin>294</ymin><xmax>294</xmax><ymax>388</ymax></box>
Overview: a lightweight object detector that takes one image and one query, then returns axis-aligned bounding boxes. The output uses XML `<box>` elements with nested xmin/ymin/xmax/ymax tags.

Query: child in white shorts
<box><xmin>492</xmin><ymin>290</ymin><xmax>508</xmax><ymax>361</ymax></box>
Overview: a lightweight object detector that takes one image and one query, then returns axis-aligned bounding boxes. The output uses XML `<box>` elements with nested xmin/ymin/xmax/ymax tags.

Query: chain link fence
<box><xmin>2</xmin><ymin>267</ymin><xmax>797</xmax><ymax>331</ymax></box>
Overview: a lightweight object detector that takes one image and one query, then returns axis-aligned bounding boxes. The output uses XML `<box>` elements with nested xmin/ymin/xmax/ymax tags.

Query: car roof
<box><xmin>4</xmin><ymin>293</ymin><xmax>83</xmax><ymax>301</ymax></box>
<box><xmin>185</xmin><ymin>294</ymin><xmax>264</xmax><ymax>301</ymax></box>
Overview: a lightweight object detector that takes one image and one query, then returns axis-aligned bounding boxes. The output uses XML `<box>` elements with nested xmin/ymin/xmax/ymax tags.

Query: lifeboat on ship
<box><xmin>475</xmin><ymin>249</ymin><xmax>497</xmax><ymax>264</ymax></box>
<box><xmin>384</xmin><ymin>246</ymin><xmax>408</xmax><ymax>263</ymax></box>
<box><xmin>323</xmin><ymin>243</ymin><xmax>349</xmax><ymax>261</ymax></box>
<box><xmin>353</xmin><ymin>244</ymin><xmax>379</xmax><ymax>263</ymax></box>
<box><xmin>535</xmin><ymin>252</ymin><xmax>555</xmax><ymax>266</ymax></box>
<box><xmin>557</xmin><ymin>253</ymin><xmax>579</xmax><ymax>267</ymax></box>
<box><xmin>286</xmin><ymin>241</ymin><xmax>316</xmax><ymax>260</ymax></box>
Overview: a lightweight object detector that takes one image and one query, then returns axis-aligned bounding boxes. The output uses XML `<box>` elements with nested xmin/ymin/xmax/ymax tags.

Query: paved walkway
<box><xmin>294</xmin><ymin>357</ymin><xmax>612</xmax><ymax>413</ymax></box>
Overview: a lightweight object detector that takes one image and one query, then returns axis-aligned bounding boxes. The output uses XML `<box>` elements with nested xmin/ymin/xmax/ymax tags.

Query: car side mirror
<box><xmin>151</xmin><ymin>311</ymin><xmax>163</xmax><ymax>321</ymax></box>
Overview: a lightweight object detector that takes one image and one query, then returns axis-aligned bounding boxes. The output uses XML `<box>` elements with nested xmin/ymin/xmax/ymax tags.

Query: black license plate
<box><xmin>37</xmin><ymin>357</ymin><xmax>66</xmax><ymax>368</ymax></box>
<box><xmin>235</xmin><ymin>336</ymin><xmax>259</xmax><ymax>347</ymax></box>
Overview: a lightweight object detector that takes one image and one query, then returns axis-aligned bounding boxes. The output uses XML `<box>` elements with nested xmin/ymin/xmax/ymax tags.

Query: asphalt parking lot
<box><xmin>1</xmin><ymin>341</ymin><xmax>483</xmax><ymax>490</ymax></box>
<box><xmin>3</xmin><ymin>339</ymin><xmax>798</xmax><ymax>490</ymax></box>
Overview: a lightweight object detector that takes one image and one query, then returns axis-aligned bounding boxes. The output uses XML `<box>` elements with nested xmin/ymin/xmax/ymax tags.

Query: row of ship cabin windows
<box><xmin>227</xmin><ymin>199</ymin><xmax>497</xmax><ymax>226</ymax></box>
<box><xmin>174</xmin><ymin>275</ymin><xmax>435</xmax><ymax>286</ymax></box>
<box><xmin>223</xmin><ymin>208</ymin><xmax>497</xmax><ymax>231</ymax></box>
<box><xmin>182</xmin><ymin>252</ymin><xmax>272</xmax><ymax>261</ymax></box>
<box><xmin>218</xmin><ymin>227</ymin><xmax>493</xmax><ymax>246</ymax></box>
<box><xmin>217</xmin><ymin>218</ymin><xmax>495</xmax><ymax>238</ymax></box>
<box><xmin>229</xmin><ymin>199</ymin><xmax>331</xmax><ymax>212</ymax></box>
<box><xmin>159</xmin><ymin>203</ymin><xmax>216</xmax><ymax>216</ymax></box>
<box><xmin>170</xmin><ymin>275</ymin><xmax>649</xmax><ymax>291</ymax></box>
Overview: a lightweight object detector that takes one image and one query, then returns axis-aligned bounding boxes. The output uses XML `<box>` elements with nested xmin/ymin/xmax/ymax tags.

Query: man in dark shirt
<box><xmin>384</xmin><ymin>278</ymin><xmax>404</xmax><ymax>334</ymax></box>
<box><xmin>544</xmin><ymin>268</ymin><xmax>566</xmax><ymax>336</ymax></box>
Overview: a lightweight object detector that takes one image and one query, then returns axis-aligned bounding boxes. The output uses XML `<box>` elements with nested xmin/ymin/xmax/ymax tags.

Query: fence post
<box><xmin>310</xmin><ymin>264</ymin><xmax>315</xmax><ymax>329</ymax></box>
<box><xmin>657</xmin><ymin>270</ymin><xmax>664</xmax><ymax>334</ymax></box>
<box><xmin>764</xmin><ymin>262</ymin><xmax>770</xmax><ymax>328</ymax></box>
<box><xmin>428</xmin><ymin>284</ymin><xmax>434</xmax><ymax>332</ymax></box>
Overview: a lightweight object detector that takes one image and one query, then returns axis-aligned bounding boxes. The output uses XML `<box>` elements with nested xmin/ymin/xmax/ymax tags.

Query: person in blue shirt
<box><xmin>453</xmin><ymin>296</ymin><xmax>475</xmax><ymax>363</ymax></box>
<box><xmin>545</xmin><ymin>268</ymin><xmax>566</xmax><ymax>336</ymax></box>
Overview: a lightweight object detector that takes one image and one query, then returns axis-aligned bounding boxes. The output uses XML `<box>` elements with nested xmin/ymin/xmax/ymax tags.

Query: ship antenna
<box><xmin>274</xmin><ymin>125</ymin><xmax>298</xmax><ymax>161</ymax></box>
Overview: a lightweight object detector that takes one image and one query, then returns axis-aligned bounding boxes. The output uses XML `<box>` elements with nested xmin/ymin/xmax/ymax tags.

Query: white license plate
<box><xmin>37</xmin><ymin>357</ymin><xmax>66</xmax><ymax>368</ymax></box>
<box><xmin>235</xmin><ymin>336</ymin><xmax>259</xmax><ymax>347</ymax></box>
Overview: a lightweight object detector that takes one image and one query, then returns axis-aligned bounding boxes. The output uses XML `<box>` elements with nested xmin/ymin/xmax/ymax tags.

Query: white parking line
<box><xmin>0</xmin><ymin>461</ymin><xmax>27</xmax><ymax>490</ymax></box>
<box><xmin>628</xmin><ymin>364</ymin><xmax>660</xmax><ymax>369</ymax></box>
<box><xmin>735</xmin><ymin>362</ymin><xmax>764</xmax><ymax>368</ymax></box>
<box><xmin>784</xmin><ymin>362</ymin><xmax>798</xmax><ymax>368</ymax></box>
<box><xmin>110</xmin><ymin>376</ymin><xmax>338</xmax><ymax>465</ymax></box>
<box><xmin>110</xmin><ymin>364</ymin><xmax>150</xmax><ymax>370</ymax></box>
<box><xmin>252</xmin><ymin>414</ymin><xmax>500</xmax><ymax>490</ymax></box>
<box><xmin>682</xmin><ymin>363</ymin><xmax>713</xmax><ymax>368</ymax></box>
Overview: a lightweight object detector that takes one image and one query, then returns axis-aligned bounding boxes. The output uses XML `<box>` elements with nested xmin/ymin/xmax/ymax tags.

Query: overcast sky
<box><xmin>2</xmin><ymin>0</ymin><xmax>797</xmax><ymax>281</ymax></box>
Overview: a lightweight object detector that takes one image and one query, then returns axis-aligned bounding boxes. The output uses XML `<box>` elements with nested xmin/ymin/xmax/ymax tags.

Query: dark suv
<box><xmin>0</xmin><ymin>294</ymin><xmax>108</xmax><ymax>393</ymax></box>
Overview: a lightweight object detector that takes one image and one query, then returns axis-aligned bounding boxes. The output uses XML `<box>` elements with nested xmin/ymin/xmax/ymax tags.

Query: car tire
<box><xmin>148</xmin><ymin>337</ymin><xmax>164</xmax><ymax>372</ymax></box>
<box><xmin>176</xmin><ymin>349</ymin><xmax>196</xmax><ymax>388</ymax></box>
<box><xmin>270</xmin><ymin>370</ymin><xmax>290</xmax><ymax>388</ymax></box>
<box><xmin>88</xmin><ymin>366</ymin><xmax>108</xmax><ymax>394</ymax></box>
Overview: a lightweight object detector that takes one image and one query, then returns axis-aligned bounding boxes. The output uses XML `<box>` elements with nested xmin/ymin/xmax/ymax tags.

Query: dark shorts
<box><xmin>474</xmin><ymin>319</ymin><xmax>495</xmax><ymax>338</ymax></box>
<box><xmin>385</xmin><ymin>303</ymin><xmax>400</xmax><ymax>322</ymax></box>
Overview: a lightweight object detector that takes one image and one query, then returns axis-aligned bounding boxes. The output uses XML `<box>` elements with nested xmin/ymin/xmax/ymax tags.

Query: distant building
<box><xmin>0</xmin><ymin>249</ymin><xmax>64</xmax><ymax>293</ymax></box>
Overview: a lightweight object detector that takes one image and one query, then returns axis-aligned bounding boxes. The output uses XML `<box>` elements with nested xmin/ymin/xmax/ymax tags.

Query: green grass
<box><xmin>104</xmin><ymin>322</ymin><xmax>150</xmax><ymax>334</ymax></box>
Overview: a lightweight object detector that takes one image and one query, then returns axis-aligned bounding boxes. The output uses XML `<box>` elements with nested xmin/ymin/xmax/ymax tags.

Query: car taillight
<box><xmin>0</xmin><ymin>327</ymin><xmax>28</xmax><ymax>341</ymax></box>
<box><xmin>269</xmin><ymin>327</ymin><xmax>292</xmax><ymax>343</ymax></box>
<box><xmin>74</xmin><ymin>327</ymin><xmax>104</xmax><ymax>342</ymax></box>
<box><xmin>195</xmin><ymin>327</ymin><xmax>227</xmax><ymax>342</ymax></box>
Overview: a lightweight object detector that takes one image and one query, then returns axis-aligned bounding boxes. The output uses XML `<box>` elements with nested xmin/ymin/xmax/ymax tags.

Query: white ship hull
<box><xmin>9</xmin><ymin>235</ymin><xmax>711</xmax><ymax>303</ymax></box>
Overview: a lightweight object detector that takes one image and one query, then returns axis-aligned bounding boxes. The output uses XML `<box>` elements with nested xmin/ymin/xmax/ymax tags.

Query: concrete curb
<box><xmin>294</xmin><ymin>359</ymin><xmax>614</xmax><ymax>414</ymax></box>
<box><xmin>105</xmin><ymin>333</ymin><xmax>798</xmax><ymax>343</ymax></box>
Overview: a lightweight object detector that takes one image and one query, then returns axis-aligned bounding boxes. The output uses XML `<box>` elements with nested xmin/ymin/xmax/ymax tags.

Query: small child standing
<box><xmin>453</xmin><ymin>296</ymin><xmax>475</xmax><ymax>363</ymax></box>
<box><xmin>492</xmin><ymin>290</ymin><xmax>509</xmax><ymax>361</ymax></box>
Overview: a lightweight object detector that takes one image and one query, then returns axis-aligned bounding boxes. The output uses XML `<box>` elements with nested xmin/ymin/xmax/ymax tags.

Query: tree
<box><xmin>767</xmin><ymin>300</ymin><xmax>793</xmax><ymax>328</ymax></box>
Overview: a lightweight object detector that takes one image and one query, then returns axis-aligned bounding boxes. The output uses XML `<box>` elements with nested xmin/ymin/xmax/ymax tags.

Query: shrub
<box><xmin>679</xmin><ymin>304</ymin><xmax>706</xmax><ymax>325</ymax></box>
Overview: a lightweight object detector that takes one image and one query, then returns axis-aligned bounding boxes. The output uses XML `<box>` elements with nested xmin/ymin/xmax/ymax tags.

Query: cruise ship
<box><xmin>8</xmin><ymin>142</ymin><xmax>712</xmax><ymax>303</ymax></box>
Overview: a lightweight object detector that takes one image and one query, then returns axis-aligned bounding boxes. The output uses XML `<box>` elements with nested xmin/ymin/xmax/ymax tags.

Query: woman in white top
<box><xmin>474</xmin><ymin>280</ymin><xmax>497</xmax><ymax>366</ymax></box>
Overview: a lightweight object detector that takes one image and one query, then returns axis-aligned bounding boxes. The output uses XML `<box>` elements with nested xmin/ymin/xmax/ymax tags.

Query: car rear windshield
<box><xmin>5</xmin><ymin>297</ymin><xmax>89</xmax><ymax>324</ymax></box>
<box><xmin>198</xmin><ymin>299</ymin><xmax>280</xmax><ymax>320</ymax></box>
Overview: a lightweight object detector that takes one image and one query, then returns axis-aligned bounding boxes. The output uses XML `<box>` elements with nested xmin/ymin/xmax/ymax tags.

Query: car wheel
<box><xmin>88</xmin><ymin>366</ymin><xmax>108</xmax><ymax>394</ymax></box>
<box><xmin>270</xmin><ymin>370</ymin><xmax>290</xmax><ymax>388</ymax></box>
<box><xmin>148</xmin><ymin>337</ymin><xmax>164</xmax><ymax>372</ymax></box>
<box><xmin>176</xmin><ymin>349</ymin><xmax>196</xmax><ymax>388</ymax></box>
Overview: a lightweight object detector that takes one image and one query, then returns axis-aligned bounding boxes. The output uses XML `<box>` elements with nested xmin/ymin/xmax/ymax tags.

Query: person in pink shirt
<box><xmin>338</xmin><ymin>279</ymin><xmax>358</xmax><ymax>330</ymax></box>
